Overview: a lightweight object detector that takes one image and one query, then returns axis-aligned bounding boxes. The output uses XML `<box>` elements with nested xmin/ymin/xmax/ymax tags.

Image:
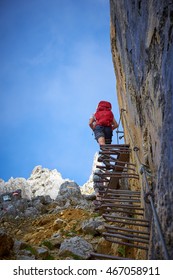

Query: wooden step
<box><xmin>100</xmin><ymin>198</ymin><xmax>141</xmax><ymax>203</ymax></box>
<box><xmin>103</xmin><ymin>232</ymin><xmax>149</xmax><ymax>244</ymax></box>
<box><xmin>104</xmin><ymin>237</ymin><xmax>148</xmax><ymax>250</ymax></box>
<box><xmin>100</xmin><ymin>203</ymin><xmax>144</xmax><ymax>210</ymax></box>
<box><xmin>105</xmin><ymin>229</ymin><xmax>149</xmax><ymax>241</ymax></box>
<box><xmin>105</xmin><ymin>225</ymin><xmax>150</xmax><ymax>236</ymax></box>
<box><xmin>103</xmin><ymin>214</ymin><xmax>149</xmax><ymax>223</ymax></box>
<box><xmin>103</xmin><ymin>216</ymin><xmax>149</xmax><ymax>227</ymax></box>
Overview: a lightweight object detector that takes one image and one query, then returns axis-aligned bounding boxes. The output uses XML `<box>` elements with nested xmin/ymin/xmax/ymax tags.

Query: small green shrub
<box><xmin>117</xmin><ymin>245</ymin><xmax>126</xmax><ymax>257</ymax></box>
<box><xmin>25</xmin><ymin>245</ymin><xmax>37</xmax><ymax>256</ymax></box>
<box><xmin>41</xmin><ymin>240</ymin><xmax>54</xmax><ymax>250</ymax></box>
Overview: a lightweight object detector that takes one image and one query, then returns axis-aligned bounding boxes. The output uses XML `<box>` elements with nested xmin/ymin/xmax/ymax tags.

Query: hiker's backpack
<box><xmin>94</xmin><ymin>101</ymin><xmax>113</xmax><ymax>126</ymax></box>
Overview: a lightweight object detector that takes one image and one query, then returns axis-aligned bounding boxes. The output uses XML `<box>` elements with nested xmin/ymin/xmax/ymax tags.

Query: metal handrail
<box><xmin>120</xmin><ymin>108</ymin><xmax>170</xmax><ymax>260</ymax></box>
<box><xmin>116</xmin><ymin>109</ymin><xmax>125</xmax><ymax>144</ymax></box>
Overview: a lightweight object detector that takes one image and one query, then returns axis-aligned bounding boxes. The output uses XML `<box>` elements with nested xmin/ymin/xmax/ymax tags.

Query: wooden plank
<box><xmin>113</xmin><ymin>160</ymin><xmax>136</xmax><ymax>166</ymax></box>
<box><xmin>103</xmin><ymin>218</ymin><xmax>149</xmax><ymax>227</ymax></box>
<box><xmin>103</xmin><ymin>189</ymin><xmax>140</xmax><ymax>193</ymax></box>
<box><xmin>99</xmin><ymin>151</ymin><xmax>130</xmax><ymax>155</ymax></box>
<box><xmin>100</xmin><ymin>191</ymin><xmax>140</xmax><ymax>195</ymax></box>
<box><xmin>101</xmin><ymin>209</ymin><xmax>145</xmax><ymax>216</ymax></box>
<box><xmin>100</xmin><ymin>144</ymin><xmax>130</xmax><ymax>148</ymax></box>
<box><xmin>105</xmin><ymin>225</ymin><xmax>150</xmax><ymax>235</ymax></box>
<box><xmin>100</xmin><ymin>203</ymin><xmax>144</xmax><ymax>210</ymax></box>
<box><xmin>96</xmin><ymin>165</ymin><xmax>136</xmax><ymax>172</ymax></box>
<box><xmin>99</xmin><ymin>190</ymin><xmax>141</xmax><ymax>195</ymax></box>
<box><xmin>97</xmin><ymin>172</ymin><xmax>139</xmax><ymax>178</ymax></box>
<box><xmin>103</xmin><ymin>232</ymin><xmax>149</xmax><ymax>244</ymax></box>
<box><xmin>100</xmin><ymin>198</ymin><xmax>141</xmax><ymax>203</ymax></box>
<box><xmin>104</xmin><ymin>237</ymin><xmax>148</xmax><ymax>250</ymax></box>
<box><xmin>103</xmin><ymin>214</ymin><xmax>149</xmax><ymax>223</ymax></box>
<box><xmin>105</xmin><ymin>228</ymin><xmax>150</xmax><ymax>241</ymax></box>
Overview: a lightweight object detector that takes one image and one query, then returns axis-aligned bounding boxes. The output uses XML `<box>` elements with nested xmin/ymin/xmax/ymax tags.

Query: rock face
<box><xmin>110</xmin><ymin>0</ymin><xmax>173</xmax><ymax>259</ymax></box>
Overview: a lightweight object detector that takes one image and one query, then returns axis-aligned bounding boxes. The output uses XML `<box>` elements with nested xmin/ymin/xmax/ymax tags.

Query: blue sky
<box><xmin>0</xmin><ymin>0</ymin><xmax>121</xmax><ymax>185</ymax></box>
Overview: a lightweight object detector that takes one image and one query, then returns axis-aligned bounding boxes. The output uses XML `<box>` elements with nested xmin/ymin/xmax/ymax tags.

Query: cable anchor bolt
<box><xmin>144</xmin><ymin>191</ymin><xmax>154</xmax><ymax>203</ymax></box>
<box><xmin>133</xmin><ymin>146</ymin><xmax>139</xmax><ymax>152</ymax></box>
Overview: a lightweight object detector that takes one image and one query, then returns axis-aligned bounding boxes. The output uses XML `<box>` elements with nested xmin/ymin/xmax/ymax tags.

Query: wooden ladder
<box><xmin>90</xmin><ymin>144</ymin><xmax>150</xmax><ymax>260</ymax></box>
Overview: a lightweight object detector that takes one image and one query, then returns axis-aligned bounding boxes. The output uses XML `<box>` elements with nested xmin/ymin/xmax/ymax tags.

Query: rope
<box><xmin>116</xmin><ymin>109</ymin><xmax>125</xmax><ymax>144</ymax></box>
<box><xmin>120</xmin><ymin>108</ymin><xmax>170</xmax><ymax>260</ymax></box>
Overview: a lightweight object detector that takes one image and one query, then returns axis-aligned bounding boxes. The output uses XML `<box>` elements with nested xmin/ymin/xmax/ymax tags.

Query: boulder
<box><xmin>55</xmin><ymin>181</ymin><xmax>88</xmax><ymax>209</ymax></box>
<box><xmin>59</xmin><ymin>236</ymin><xmax>93</xmax><ymax>259</ymax></box>
<box><xmin>81</xmin><ymin>218</ymin><xmax>104</xmax><ymax>235</ymax></box>
<box><xmin>58</xmin><ymin>181</ymin><xmax>82</xmax><ymax>199</ymax></box>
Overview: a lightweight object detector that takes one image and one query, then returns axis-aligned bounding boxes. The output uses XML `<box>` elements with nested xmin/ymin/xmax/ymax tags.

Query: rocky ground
<box><xmin>0</xmin><ymin>179</ymin><xmax>119</xmax><ymax>260</ymax></box>
<box><xmin>1</xmin><ymin>163</ymin><xmax>141</xmax><ymax>260</ymax></box>
<box><xmin>1</xmin><ymin>208</ymin><xmax>102</xmax><ymax>260</ymax></box>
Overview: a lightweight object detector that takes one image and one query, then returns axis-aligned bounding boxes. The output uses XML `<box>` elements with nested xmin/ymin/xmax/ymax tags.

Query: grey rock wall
<box><xmin>110</xmin><ymin>0</ymin><xmax>173</xmax><ymax>259</ymax></box>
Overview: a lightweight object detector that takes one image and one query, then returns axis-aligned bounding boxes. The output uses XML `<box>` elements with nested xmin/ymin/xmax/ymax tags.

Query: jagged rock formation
<box><xmin>28</xmin><ymin>166</ymin><xmax>67</xmax><ymax>199</ymax></box>
<box><xmin>110</xmin><ymin>0</ymin><xmax>173</xmax><ymax>259</ymax></box>
<box><xmin>0</xmin><ymin>163</ymin><xmax>97</xmax><ymax>200</ymax></box>
<box><xmin>0</xmin><ymin>152</ymin><xmax>100</xmax><ymax>200</ymax></box>
<box><xmin>0</xmin><ymin>166</ymin><xmax>69</xmax><ymax>200</ymax></box>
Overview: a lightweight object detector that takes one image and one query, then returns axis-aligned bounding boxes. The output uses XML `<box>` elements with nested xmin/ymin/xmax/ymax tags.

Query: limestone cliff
<box><xmin>110</xmin><ymin>0</ymin><xmax>173</xmax><ymax>259</ymax></box>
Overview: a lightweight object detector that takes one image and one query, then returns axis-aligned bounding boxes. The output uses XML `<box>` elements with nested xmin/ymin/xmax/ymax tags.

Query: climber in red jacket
<box><xmin>89</xmin><ymin>101</ymin><xmax>118</xmax><ymax>145</ymax></box>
